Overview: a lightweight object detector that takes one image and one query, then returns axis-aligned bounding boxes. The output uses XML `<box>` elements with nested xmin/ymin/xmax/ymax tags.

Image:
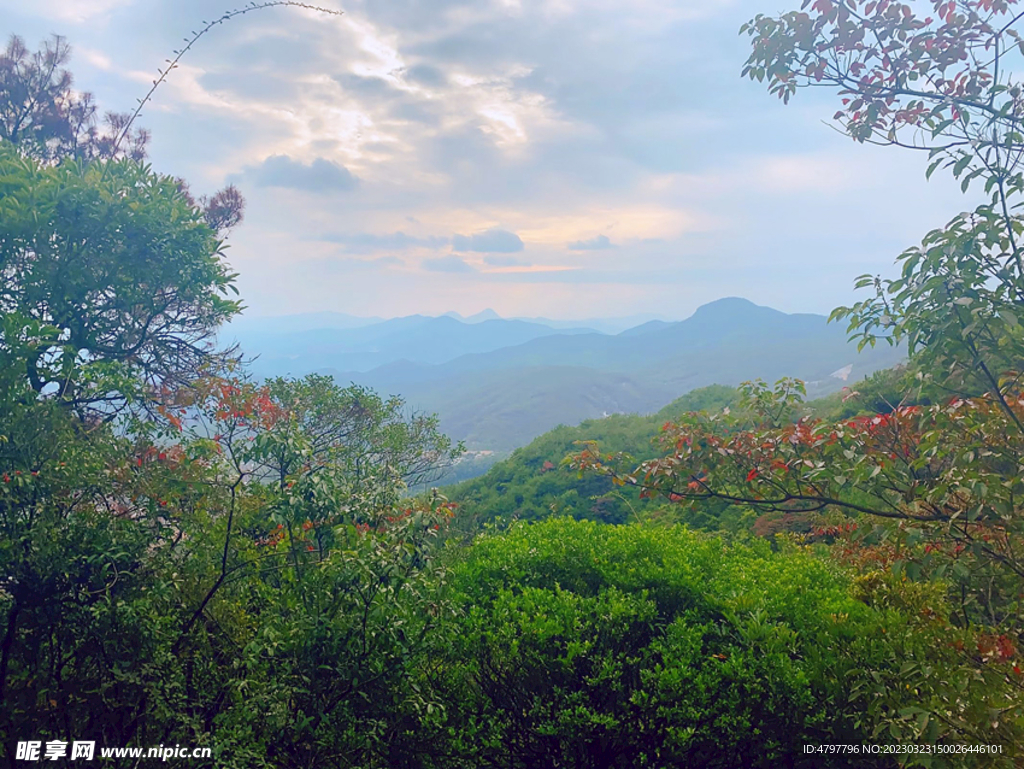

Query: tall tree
<box><xmin>0</xmin><ymin>34</ymin><xmax>147</xmax><ymax>162</ymax></box>
<box><xmin>0</xmin><ymin>143</ymin><xmax>241</xmax><ymax>417</ymax></box>
<box><xmin>741</xmin><ymin>0</ymin><xmax>1024</xmax><ymax>402</ymax></box>
<box><xmin>0</xmin><ymin>34</ymin><xmax>244</xmax><ymax>233</ymax></box>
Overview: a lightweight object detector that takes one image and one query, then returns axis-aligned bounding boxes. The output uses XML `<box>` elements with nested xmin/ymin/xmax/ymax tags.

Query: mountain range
<box><xmin>223</xmin><ymin>314</ymin><xmax>596</xmax><ymax>376</ymax></box>
<box><xmin>223</xmin><ymin>298</ymin><xmax>904</xmax><ymax>452</ymax></box>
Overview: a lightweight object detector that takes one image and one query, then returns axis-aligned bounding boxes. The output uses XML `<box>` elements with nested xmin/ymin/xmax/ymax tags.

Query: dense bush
<box><xmin>433</xmin><ymin>519</ymin><xmax>1012</xmax><ymax>768</ymax></box>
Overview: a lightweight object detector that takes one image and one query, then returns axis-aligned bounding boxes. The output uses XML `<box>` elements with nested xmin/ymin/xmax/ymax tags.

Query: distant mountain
<box><xmin>444</xmin><ymin>309</ymin><xmax>503</xmax><ymax>323</ymax></box>
<box><xmin>511</xmin><ymin>313</ymin><xmax>671</xmax><ymax>335</ymax></box>
<box><xmin>617</xmin><ymin>320</ymin><xmax>674</xmax><ymax>337</ymax></box>
<box><xmin>226</xmin><ymin>308</ymin><xmax>670</xmax><ymax>340</ymax></box>
<box><xmin>335</xmin><ymin>364</ymin><xmax>668</xmax><ymax>451</ymax></box>
<box><xmin>315</xmin><ymin>298</ymin><xmax>904</xmax><ymax>451</ymax></box>
<box><xmin>225</xmin><ymin>311</ymin><xmax>383</xmax><ymax>335</ymax></box>
<box><xmin>222</xmin><ymin>314</ymin><xmax>600</xmax><ymax>377</ymax></box>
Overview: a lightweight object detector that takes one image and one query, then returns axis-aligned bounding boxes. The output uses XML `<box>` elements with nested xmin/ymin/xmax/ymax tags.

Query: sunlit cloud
<box><xmin>452</xmin><ymin>228</ymin><xmax>524</xmax><ymax>253</ymax></box>
<box><xmin>567</xmin><ymin>234</ymin><xmax>615</xmax><ymax>251</ymax></box>
<box><xmin>482</xmin><ymin>263</ymin><xmax>579</xmax><ymax>274</ymax></box>
<box><xmin>0</xmin><ymin>0</ymin><xmax>973</xmax><ymax>319</ymax></box>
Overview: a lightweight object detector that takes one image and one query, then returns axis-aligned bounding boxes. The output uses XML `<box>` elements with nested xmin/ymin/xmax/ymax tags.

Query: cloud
<box><xmin>423</xmin><ymin>255</ymin><xmax>475</xmax><ymax>273</ymax></box>
<box><xmin>320</xmin><ymin>231</ymin><xmax>449</xmax><ymax>252</ymax></box>
<box><xmin>483</xmin><ymin>254</ymin><xmax>529</xmax><ymax>266</ymax></box>
<box><xmin>29</xmin><ymin>0</ymin><xmax>970</xmax><ymax>321</ymax></box>
<box><xmin>452</xmin><ymin>228</ymin><xmax>524</xmax><ymax>253</ymax></box>
<box><xmin>30</xmin><ymin>0</ymin><xmax>134</xmax><ymax>23</ymax></box>
<box><xmin>317</xmin><ymin>254</ymin><xmax>405</xmax><ymax>274</ymax></box>
<box><xmin>246</xmin><ymin>155</ymin><xmax>359</xmax><ymax>192</ymax></box>
<box><xmin>404</xmin><ymin>63</ymin><xmax>448</xmax><ymax>88</ymax></box>
<box><xmin>567</xmin><ymin>234</ymin><xmax>615</xmax><ymax>250</ymax></box>
<box><xmin>747</xmin><ymin>153</ymin><xmax>865</xmax><ymax>194</ymax></box>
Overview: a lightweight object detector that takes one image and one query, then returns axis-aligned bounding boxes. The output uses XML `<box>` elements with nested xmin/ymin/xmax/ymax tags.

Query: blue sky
<box><xmin>0</xmin><ymin>0</ymin><xmax>977</xmax><ymax>320</ymax></box>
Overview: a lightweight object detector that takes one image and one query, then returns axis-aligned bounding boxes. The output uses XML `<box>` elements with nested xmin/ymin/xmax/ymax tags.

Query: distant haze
<box><xmin>225</xmin><ymin>297</ymin><xmax>903</xmax><ymax>451</ymax></box>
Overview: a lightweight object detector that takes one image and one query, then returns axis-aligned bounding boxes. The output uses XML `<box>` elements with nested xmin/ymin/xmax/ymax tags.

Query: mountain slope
<box><xmin>321</xmin><ymin>299</ymin><xmax>902</xmax><ymax>451</ymax></box>
<box><xmin>225</xmin><ymin>311</ymin><xmax>383</xmax><ymax>335</ymax></box>
<box><xmin>428</xmin><ymin>299</ymin><xmax>860</xmax><ymax>378</ymax></box>
<box><xmin>232</xmin><ymin>298</ymin><xmax>904</xmax><ymax>452</ymax></box>
<box><xmin>442</xmin><ymin>385</ymin><xmax>743</xmax><ymax>530</ymax></box>
<box><xmin>224</xmin><ymin>314</ymin><xmax>600</xmax><ymax>377</ymax></box>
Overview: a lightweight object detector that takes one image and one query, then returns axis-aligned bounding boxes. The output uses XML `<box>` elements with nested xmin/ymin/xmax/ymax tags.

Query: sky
<box><xmin>0</xmin><ymin>0</ymin><xmax>979</xmax><ymax>321</ymax></box>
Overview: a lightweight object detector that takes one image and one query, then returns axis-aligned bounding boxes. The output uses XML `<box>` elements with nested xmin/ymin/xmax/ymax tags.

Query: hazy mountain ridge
<box><xmin>222</xmin><ymin>313</ymin><xmax>599</xmax><ymax>376</ymax></box>
<box><xmin>292</xmin><ymin>297</ymin><xmax>905</xmax><ymax>451</ymax></box>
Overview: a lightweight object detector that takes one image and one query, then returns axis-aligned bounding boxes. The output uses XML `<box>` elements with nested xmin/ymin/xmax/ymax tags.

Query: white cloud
<box><xmin>24</xmin><ymin>0</ymin><xmax>135</xmax><ymax>23</ymax></box>
<box><xmin>10</xmin><ymin>0</ymin><xmax>970</xmax><ymax>320</ymax></box>
<box><xmin>749</xmin><ymin>153</ymin><xmax>867</xmax><ymax>194</ymax></box>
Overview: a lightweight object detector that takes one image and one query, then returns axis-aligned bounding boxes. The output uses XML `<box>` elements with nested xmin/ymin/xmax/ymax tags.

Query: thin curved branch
<box><xmin>112</xmin><ymin>2</ymin><xmax>344</xmax><ymax>155</ymax></box>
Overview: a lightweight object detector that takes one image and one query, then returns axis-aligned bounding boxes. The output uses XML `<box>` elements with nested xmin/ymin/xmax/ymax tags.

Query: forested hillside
<box><xmin>441</xmin><ymin>371</ymin><xmax>919</xmax><ymax>533</ymax></box>
<box><xmin>444</xmin><ymin>385</ymin><xmax>741</xmax><ymax>529</ymax></box>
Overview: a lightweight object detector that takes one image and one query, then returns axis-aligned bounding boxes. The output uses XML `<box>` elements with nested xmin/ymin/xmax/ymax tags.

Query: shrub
<box><xmin>436</xmin><ymin>519</ymin><xmax>1018</xmax><ymax>768</ymax></box>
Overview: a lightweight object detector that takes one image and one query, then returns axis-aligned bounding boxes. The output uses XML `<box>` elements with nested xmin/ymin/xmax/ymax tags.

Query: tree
<box><xmin>0</xmin><ymin>365</ymin><xmax>461</xmax><ymax>766</ymax></box>
<box><xmin>740</xmin><ymin>0</ymin><xmax>1024</xmax><ymax>402</ymax></box>
<box><xmin>261</xmin><ymin>374</ymin><xmax>463</xmax><ymax>491</ymax></box>
<box><xmin>137</xmin><ymin>372</ymin><xmax>460</xmax><ymax>646</ymax></box>
<box><xmin>0</xmin><ymin>34</ymin><xmax>244</xmax><ymax>233</ymax></box>
<box><xmin>734</xmin><ymin>0</ymin><xmax>1024</xmax><ymax>622</ymax></box>
<box><xmin>0</xmin><ymin>34</ymin><xmax>148</xmax><ymax>163</ymax></box>
<box><xmin>0</xmin><ymin>142</ymin><xmax>242</xmax><ymax>417</ymax></box>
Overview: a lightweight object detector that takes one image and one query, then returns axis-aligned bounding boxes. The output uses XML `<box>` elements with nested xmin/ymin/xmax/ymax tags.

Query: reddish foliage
<box><xmin>752</xmin><ymin>512</ymin><xmax>816</xmax><ymax>538</ymax></box>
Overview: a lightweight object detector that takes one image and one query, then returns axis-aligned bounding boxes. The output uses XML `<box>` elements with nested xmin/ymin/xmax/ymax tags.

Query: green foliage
<box><xmin>197</xmin><ymin>495</ymin><xmax>455</xmax><ymax>769</ymax></box>
<box><xmin>438</xmin><ymin>519</ymin><xmax>1009</xmax><ymax>767</ymax></box>
<box><xmin>833</xmin><ymin>210</ymin><xmax>1024</xmax><ymax>402</ymax></box>
<box><xmin>0</xmin><ymin>396</ymin><xmax>174</xmax><ymax>747</ymax></box>
<box><xmin>445</xmin><ymin>386</ymin><xmax>739</xmax><ymax>533</ymax></box>
<box><xmin>0</xmin><ymin>141</ymin><xmax>240</xmax><ymax>416</ymax></box>
<box><xmin>0</xmin><ymin>368</ymin><xmax>460</xmax><ymax>765</ymax></box>
<box><xmin>655</xmin><ymin>383</ymin><xmax>739</xmax><ymax>420</ymax></box>
<box><xmin>261</xmin><ymin>373</ymin><xmax>463</xmax><ymax>491</ymax></box>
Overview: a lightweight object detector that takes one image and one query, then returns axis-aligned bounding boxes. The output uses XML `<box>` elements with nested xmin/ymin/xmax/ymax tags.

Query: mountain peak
<box><xmin>466</xmin><ymin>308</ymin><xmax>502</xmax><ymax>323</ymax></box>
<box><xmin>443</xmin><ymin>309</ymin><xmax>503</xmax><ymax>324</ymax></box>
<box><xmin>691</xmin><ymin>297</ymin><xmax>759</xmax><ymax>314</ymax></box>
<box><xmin>687</xmin><ymin>297</ymin><xmax>789</xmax><ymax>323</ymax></box>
